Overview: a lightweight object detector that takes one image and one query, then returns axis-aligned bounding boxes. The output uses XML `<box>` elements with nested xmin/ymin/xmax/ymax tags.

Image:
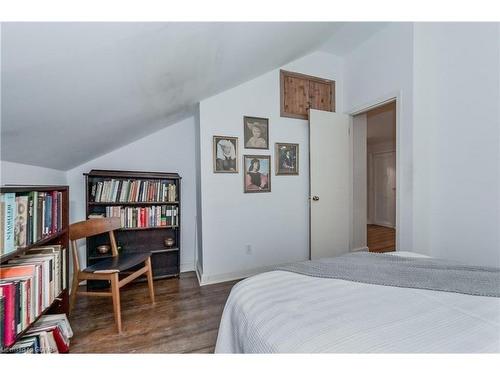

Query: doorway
<box><xmin>308</xmin><ymin>99</ymin><xmax>398</xmax><ymax>259</ymax></box>
<box><xmin>352</xmin><ymin>100</ymin><xmax>397</xmax><ymax>253</ymax></box>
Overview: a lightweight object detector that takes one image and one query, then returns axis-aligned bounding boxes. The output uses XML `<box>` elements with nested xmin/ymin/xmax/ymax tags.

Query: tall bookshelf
<box><xmin>0</xmin><ymin>185</ymin><xmax>70</xmax><ymax>352</ymax></box>
<box><xmin>84</xmin><ymin>169</ymin><xmax>181</xmax><ymax>290</ymax></box>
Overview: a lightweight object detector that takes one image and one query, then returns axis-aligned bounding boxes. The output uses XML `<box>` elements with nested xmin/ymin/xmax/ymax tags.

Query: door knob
<box><xmin>312</xmin><ymin>196</ymin><xmax>320</xmax><ymax>201</ymax></box>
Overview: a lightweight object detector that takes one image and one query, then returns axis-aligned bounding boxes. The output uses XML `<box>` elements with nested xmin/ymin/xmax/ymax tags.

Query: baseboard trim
<box><xmin>180</xmin><ymin>262</ymin><xmax>195</xmax><ymax>273</ymax></box>
<box><xmin>352</xmin><ymin>246</ymin><xmax>369</xmax><ymax>252</ymax></box>
<box><xmin>198</xmin><ymin>264</ymin><xmax>279</xmax><ymax>286</ymax></box>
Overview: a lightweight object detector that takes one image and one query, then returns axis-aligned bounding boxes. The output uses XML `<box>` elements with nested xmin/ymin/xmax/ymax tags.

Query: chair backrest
<box><xmin>69</xmin><ymin>217</ymin><xmax>121</xmax><ymax>272</ymax></box>
<box><xmin>70</xmin><ymin>217</ymin><xmax>121</xmax><ymax>240</ymax></box>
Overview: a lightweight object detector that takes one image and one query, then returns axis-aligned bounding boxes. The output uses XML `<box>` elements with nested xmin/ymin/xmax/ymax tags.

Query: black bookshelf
<box><xmin>84</xmin><ymin>169</ymin><xmax>181</xmax><ymax>290</ymax></box>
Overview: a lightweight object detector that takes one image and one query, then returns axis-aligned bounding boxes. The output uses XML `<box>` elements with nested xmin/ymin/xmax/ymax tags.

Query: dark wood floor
<box><xmin>367</xmin><ymin>224</ymin><xmax>395</xmax><ymax>252</ymax></box>
<box><xmin>69</xmin><ymin>272</ymin><xmax>238</xmax><ymax>353</ymax></box>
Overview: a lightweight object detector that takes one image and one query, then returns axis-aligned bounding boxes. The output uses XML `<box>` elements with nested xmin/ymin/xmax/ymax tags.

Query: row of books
<box><xmin>0</xmin><ymin>245</ymin><xmax>66</xmax><ymax>348</ymax></box>
<box><xmin>4</xmin><ymin>314</ymin><xmax>73</xmax><ymax>353</ymax></box>
<box><xmin>90</xmin><ymin>179</ymin><xmax>177</xmax><ymax>203</ymax></box>
<box><xmin>96</xmin><ymin>205</ymin><xmax>179</xmax><ymax>228</ymax></box>
<box><xmin>0</xmin><ymin>191</ymin><xmax>64</xmax><ymax>256</ymax></box>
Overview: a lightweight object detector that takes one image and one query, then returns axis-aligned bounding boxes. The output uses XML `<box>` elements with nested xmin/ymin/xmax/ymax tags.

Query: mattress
<box><xmin>215</xmin><ymin>252</ymin><xmax>500</xmax><ymax>353</ymax></box>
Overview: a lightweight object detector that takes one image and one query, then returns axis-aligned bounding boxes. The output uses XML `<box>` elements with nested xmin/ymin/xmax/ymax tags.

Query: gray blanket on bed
<box><xmin>274</xmin><ymin>252</ymin><xmax>500</xmax><ymax>297</ymax></box>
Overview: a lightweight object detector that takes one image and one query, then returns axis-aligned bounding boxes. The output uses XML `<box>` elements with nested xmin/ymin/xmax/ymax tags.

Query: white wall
<box><xmin>413</xmin><ymin>23</ymin><xmax>500</xmax><ymax>266</ymax></box>
<box><xmin>343</xmin><ymin>23</ymin><xmax>414</xmax><ymax>252</ymax></box>
<box><xmin>65</xmin><ymin>116</ymin><xmax>198</xmax><ymax>272</ymax></box>
<box><xmin>352</xmin><ymin>114</ymin><xmax>367</xmax><ymax>251</ymax></box>
<box><xmin>0</xmin><ymin>160</ymin><xmax>67</xmax><ymax>185</ymax></box>
<box><xmin>198</xmin><ymin>51</ymin><xmax>343</xmax><ymax>283</ymax></box>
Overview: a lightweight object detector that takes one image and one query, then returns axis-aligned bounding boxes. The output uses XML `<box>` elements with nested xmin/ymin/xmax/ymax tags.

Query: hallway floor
<box><xmin>367</xmin><ymin>224</ymin><xmax>395</xmax><ymax>252</ymax></box>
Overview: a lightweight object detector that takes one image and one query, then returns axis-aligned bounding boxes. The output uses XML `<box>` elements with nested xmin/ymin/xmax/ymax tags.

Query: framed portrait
<box><xmin>243</xmin><ymin>155</ymin><xmax>271</xmax><ymax>193</ymax></box>
<box><xmin>275</xmin><ymin>143</ymin><xmax>299</xmax><ymax>175</ymax></box>
<box><xmin>213</xmin><ymin>135</ymin><xmax>239</xmax><ymax>173</ymax></box>
<box><xmin>243</xmin><ymin>116</ymin><xmax>269</xmax><ymax>149</ymax></box>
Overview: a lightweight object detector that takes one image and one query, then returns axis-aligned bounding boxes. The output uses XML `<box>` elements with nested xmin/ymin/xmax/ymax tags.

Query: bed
<box><xmin>215</xmin><ymin>251</ymin><xmax>500</xmax><ymax>353</ymax></box>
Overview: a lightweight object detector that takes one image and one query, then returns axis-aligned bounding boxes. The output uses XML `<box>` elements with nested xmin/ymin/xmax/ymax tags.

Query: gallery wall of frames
<box><xmin>213</xmin><ymin>115</ymin><xmax>299</xmax><ymax>193</ymax></box>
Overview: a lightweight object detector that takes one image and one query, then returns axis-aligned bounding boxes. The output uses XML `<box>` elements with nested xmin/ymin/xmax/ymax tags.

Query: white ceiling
<box><xmin>1</xmin><ymin>22</ymin><xmax>387</xmax><ymax>170</ymax></box>
<box><xmin>318</xmin><ymin>22</ymin><xmax>389</xmax><ymax>55</ymax></box>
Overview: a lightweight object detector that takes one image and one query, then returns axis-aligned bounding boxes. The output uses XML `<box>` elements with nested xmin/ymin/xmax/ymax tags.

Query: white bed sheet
<box><xmin>215</xmin><ymin>252</ymin><xmax>500</xmax><ymax>353</ymax></box>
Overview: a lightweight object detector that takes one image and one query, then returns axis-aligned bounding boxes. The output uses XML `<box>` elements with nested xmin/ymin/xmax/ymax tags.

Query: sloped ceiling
<box><xmin>1</xmin><ymin>22</ymin><xmax>386</xmax><ymax>170</ymax></box>
<box><xmin>318</xmin><ymin>22</ymin><xmax>389</xmax><ymax>55</ymax></box>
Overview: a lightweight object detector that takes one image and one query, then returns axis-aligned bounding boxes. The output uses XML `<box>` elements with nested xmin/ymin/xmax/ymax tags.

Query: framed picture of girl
<box><xmin>213</xmin><ymin>136</ymin><xmax>239</xmax><ymax>173</ymax></box>
<box><xmin>243</xmin><ymin>155</ymin><xmax>271</xmax><ymax>193</ymax></box>
<box><xmin>275</xmin><ymin>143</ymin><xmax>299</xmax><ymax>175</ymax></box>
<box><xmin>244</xmin><ymin>116</ymin><xmax>269</xmax><ymax>149</ymax></box>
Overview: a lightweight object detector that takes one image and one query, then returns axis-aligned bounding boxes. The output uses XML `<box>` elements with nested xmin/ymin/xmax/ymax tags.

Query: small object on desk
<box><xmin>164</xmin><ymin>237</ymin><xmax>175</xmax><ymax>248</ymax></box>
<box><xmin>96</xmin><ymin>244</ymin><xmax>110</xmax><ymax>254</ymax></box>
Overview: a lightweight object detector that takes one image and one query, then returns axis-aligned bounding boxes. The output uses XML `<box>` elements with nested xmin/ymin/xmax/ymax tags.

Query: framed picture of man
<box><xmin>213</xmin><ymin>136</ymin><xmax>239</xmax><ymax>173</ymax></box>
<box><xmin>275</xmin><ymin>143</ymin><xmax>299</xmax><ymax>175</ymax></box>
<box><xmin>244</xmin><ymin>116</ymin><xmax>269</xmax><ymax>149</ymax></box>
<box><xmin>243</xmin><ymin>155</ymin><xmax>271</xmax><ymax>193</ymax></box>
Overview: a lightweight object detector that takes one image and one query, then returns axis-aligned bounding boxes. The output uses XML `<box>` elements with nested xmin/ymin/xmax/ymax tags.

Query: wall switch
<box><xmin>245</xmin><ymin>244</ymin><xmax>252</xmax><ymax>255</ymax></box>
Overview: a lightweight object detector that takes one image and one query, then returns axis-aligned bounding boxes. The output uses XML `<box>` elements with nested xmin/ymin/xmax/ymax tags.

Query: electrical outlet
<box><xmin>245</xmin><ymin>244</ymin><xmax>252</xmax><ymax>255</ymax></box>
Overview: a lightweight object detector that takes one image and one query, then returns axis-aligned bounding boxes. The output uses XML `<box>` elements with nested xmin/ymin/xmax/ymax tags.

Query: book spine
<box><xmin>0</xmin><ymin>294</ymin><xmax>4</xmax><ymax>349</ymax></box>
<box><xmin>0</xmin><ymin>199</ymin><xmax>4</xmax><ymax>255</ymax></box>
<box><xmin>0</xmin><ymin>284</ymin><xmax>15</xmax><ymax>347</ymax></box>
<box><xmin>90</xmin><ymin>182</ymin><xmax>97</xmax><ymax>201</ymax></box>
<box><xmin>14</xmin><ymin>282</ymin><xmax>21</xmax><ymax>334</ymax></box>
<box><xmin>14</xmin><ymin>195</ymin><xmax>28</xmax><ymax>248</ymax></box>
<box><xmin>36</xmin><ymin>193</ymin><xmax>43</xmax><ymax>241</ymax></box>
<box><xmin>27</xmin><ymin>193</ymin><xmax>34</xmax><ymax>246</ymax></box>
<box><xmin>3</xmin><ymin>193</ymin><xmax>16</xmax><ymax>253</ymax></box>
<box><xmin>41</xmin><ymin>195</ymin><xmax>46</xmax><ymax>236</ymax></box>
<box><xmin>58</xmin><ymin>192</ymin><xmax>63</xmax><ymax>232</ymax></box>
<box><xmin>51</xmin><ymin>191</ymin><xmax>58</xmax><ymax>235</ymax></box>
<box><xmin>45</xmin><ymin>194</ymin><xmax>52</xmax><ymax>236</ymax></box>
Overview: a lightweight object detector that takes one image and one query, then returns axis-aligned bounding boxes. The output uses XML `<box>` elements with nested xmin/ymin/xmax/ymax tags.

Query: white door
<box><xmin>309</xmin><ymin>109</ymin><xmax>350</xmax><ymax>259</ymax></box>
<box><xmin>373</xmin><ymin>151</ymin><xmax>396</xmax><ymax>227</ymax></box>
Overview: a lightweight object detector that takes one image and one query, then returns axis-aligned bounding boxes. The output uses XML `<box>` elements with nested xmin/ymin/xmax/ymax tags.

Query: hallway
<box><xmin>367</xmin><ymin>224</ymin><xmax>395</xmax><ymax>252</ymax></box>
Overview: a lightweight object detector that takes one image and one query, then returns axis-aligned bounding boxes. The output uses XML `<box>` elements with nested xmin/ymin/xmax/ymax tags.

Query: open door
<box><xmin>309</xmin><ymin>109</ymin><xmax>350</xmax><ymax>259</ymax></box>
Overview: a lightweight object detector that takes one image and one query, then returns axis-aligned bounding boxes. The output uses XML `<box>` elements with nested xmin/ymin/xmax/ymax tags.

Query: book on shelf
<box><xmin>1</xmin><ymin>193</ymin><xmax>16</xmax><ymax>255</ymax></box>
<box><xmin>0</xmin><ymin>245</ymin><xmax>66</xmax><ymax>348</ymax></box>
<box><xmin>0</xmin><ymin>191</ymin><xmax>63</xmax><ymax>257</ymax></box>
<box><xmin>90</xmin><ymin>179</ymin><xmax>177</xmax><ymax>203</ymax></box>
<box><xmin>101</xmin><ymin>204</ymin><xmax>179</xmax><ymax>229</ymax></box>
<box><xmin>5</xmin><ymin>313</ymin><xmax>73</xmax><ymax>354</ymax></box>
<box><xmin>0</xmin><ymin>289</ymin><xmax>4</xmax><ymax>349</ymax></box>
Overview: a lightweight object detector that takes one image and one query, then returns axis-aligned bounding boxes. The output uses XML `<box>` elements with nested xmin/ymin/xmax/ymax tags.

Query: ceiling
<box><xmin>1</xmin><ymin>22</ymin><xmax>387</xmax><ymax>170</ymax></box>
<box><xmin>318</xmin><ymin>22</ymin><xmax>388</xmax><ymax>55</ymax></box>
<box><xmin>366</xmin><ymin>101</ymin><xmax>396</xmax><ymax>145</ymax></box>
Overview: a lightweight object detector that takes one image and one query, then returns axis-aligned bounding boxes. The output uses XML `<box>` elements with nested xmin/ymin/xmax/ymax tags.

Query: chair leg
<box><xmin>146</xmin><ymin>257</ymin><xmax>155</xmax><ymax>304</ymax></box>
<box><xmin>111</xmin><ymin>273</ymin><xmax>122</xmax><ymax>334</ymax></box>
<box><xmin>69</xmin><ymin>273</ymin><xmax>80</xmax><ymax>315</ymax></box>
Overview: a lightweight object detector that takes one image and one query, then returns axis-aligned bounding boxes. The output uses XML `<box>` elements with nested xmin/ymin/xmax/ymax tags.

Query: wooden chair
<box><xmin>69</xmin><ymin>217</ymin><xmax>155</xmax><ymax>333</ymax></box>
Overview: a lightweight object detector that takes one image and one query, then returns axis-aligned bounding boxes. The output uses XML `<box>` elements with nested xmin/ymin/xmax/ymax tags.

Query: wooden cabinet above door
<box><xmin>280</xmin><ymin>70</ymin><xmax>335</xmax><ymax>119</ymax></box>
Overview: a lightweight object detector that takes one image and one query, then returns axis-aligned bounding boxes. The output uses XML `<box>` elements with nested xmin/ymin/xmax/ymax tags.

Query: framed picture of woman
<box><xmin>243</xmin><ymin>116</ymin><xmax>269</xmax><ymax>149</ymax></box>
<box><xmin>213</xmin><ymin>136</ymin><xmax>239</xmax><ymax>173</ymax></box>
<box><xmin>243</xmin><ymin>155</ymin><xmax>271</xmax><ymax>193</ymax></box>
<box><xmin>275</xmin><ymin>143</ymin><xmax>299</xmax><ymax>175</ymax></box>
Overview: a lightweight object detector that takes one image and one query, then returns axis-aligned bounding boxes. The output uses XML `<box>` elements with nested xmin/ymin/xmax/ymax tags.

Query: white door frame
<box><xmin>347</xmin><ymin>91</ymin><xmax>401</xmax><ymax>251</ymax></box>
